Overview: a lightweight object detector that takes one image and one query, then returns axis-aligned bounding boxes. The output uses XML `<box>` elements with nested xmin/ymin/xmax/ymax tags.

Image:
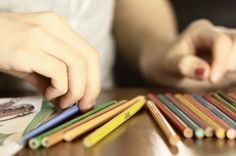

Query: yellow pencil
<box><xmin>63</xmin><ymin>96</ymin><xmax>145</xmax><ymax>142</ymax></box>
<box><xmin>41</xmin><ymin>100</ymin><xmax>127</xmax><ymax>148</ymax></box>
<box><xmin>82</xmin><ymin>98</ymin><xmax>146</xmax><ymax>147</ymax></box>
<box><xmin>175</xmin><ymin>94</ymin><xmax>225</xmax><ymax>139</ymax></box>
<box><xmin>146</xmin><ymin>100</ymin><xmax>180</xmax><ymax>146</ymax></box>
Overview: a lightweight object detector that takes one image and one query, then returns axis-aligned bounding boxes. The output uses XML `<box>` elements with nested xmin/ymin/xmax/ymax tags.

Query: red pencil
<box><xmin>203</xmin><ymin>93</ymin><xmax>236</xmax><ymax>122</ymax></box>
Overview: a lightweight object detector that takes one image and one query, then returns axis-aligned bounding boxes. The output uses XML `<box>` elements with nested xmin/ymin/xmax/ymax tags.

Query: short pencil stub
<box><xmin>204</xmin><ymin>127</ymin><xmax>214</xmax><ymax>138</ymax></box>
<box><xmin>29</xmin><ymin>139</ymin><xmax>40</xmax><ymax>150</ymax></box>
<box><xmin>226</xmin><ymin>129</ymin><xmax>236</xmax><ymax>140</ymax></box>
<box><xmin>183</xmin><ymin>128</ymin><xmax>193</xmax><ymax>139</ymax></box>
<box><xmin>169</xmin><ymin>135</ymin><xmax>180</xmax><ymax>146</ymax></box>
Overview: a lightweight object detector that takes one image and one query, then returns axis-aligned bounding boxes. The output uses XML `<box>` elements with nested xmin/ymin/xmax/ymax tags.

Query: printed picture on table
<box><xmin>0</xmin><ymin>98</ymin><xmax>35</xmax><ymax>122</ymax></box>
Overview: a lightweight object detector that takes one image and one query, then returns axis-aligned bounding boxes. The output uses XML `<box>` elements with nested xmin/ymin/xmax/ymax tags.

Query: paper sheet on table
<box><xmin>0</xmin><ymin>96</ymin><xmax>55</xmax><ymax>156</ymax></box>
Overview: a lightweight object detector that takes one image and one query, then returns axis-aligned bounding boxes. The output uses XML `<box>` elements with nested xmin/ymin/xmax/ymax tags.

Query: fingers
<box><xmin>35</xmin><ymin>31</ymin><xmax>86</xmax><ymax>109</ymax></box>
<box><xmin>186</xmin><ymin>20</ymin><xmax>232</xmax><ymax>84</ymax></box>
<box><xmin>210</xmin><ymin>34</ymin><xmax>232</xmax><ymax>84</ymax></box>
<box><xmin>228</xmin><ymin>42</ymin><xmax>236</xmax><ymax>71</ymax></box>
<box><xmin>35</xmin><ymin>13</ymin><xmax>101</xmax><ymax>111</ymax></box>
<box><xmin>26</xmin><ymin>51</ymin><xmax>68</xmax><ymax>101</ymax></box>
<box><xmin>217</xmin><ymin>27</ymin><xmax>236</xmax><ymax>72</ymax></box>
<box><xmin>178</xmin><ymin>55</ymin><xmax>210</xmax><ymax>80</ymax></box>
<box><xmin>79</xmin><ymin>60</ymin><xmax>101</xmax><ymax>111</ymax></box>
<box><xmin>165</xmin><ymin>20</ymin><xmax>235</xmax><ymax>86</ymax></box>
<box><xmin>36</xmin><ymin>28</ymin><xmax>100</xmax><ymax>111</ymax></box>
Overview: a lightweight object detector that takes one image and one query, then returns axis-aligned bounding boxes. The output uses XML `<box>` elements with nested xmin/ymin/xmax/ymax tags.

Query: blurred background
<box><xmin>113</xmin><ymin>0</ymin><xmax>236</xmax><ymax>88</ymax></box>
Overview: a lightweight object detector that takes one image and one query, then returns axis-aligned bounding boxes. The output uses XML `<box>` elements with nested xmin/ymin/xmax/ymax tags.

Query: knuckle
<box><xmin>92</xmin><ymin>50</ymin><xmax>100</xmax><ymax>62</ymax></box>
<box><xmin>28</xmin><ymin>24</ymin><xmax>44</xmax><ymax>35</ymax></box>
<box><xmin>189</xmin><ymin>19</ymin><xmax>213</xmax><ymax>30</ymax></box>
<box><xmin>193</xmin><ymin>19</ymin><xmax>212</xmax><ymax>26</ymax></box>
<box><xmin>74</xmin><ymin>56</ymin><xmax>87</xmax><ymax>69</ymax></box>
<box><xmin>215</xmin><ymin>33</ymin><xmax>230</xmax><ymax>43</ymax></box>
<box><xmin>15</xmin><ymin>24</ymin><xmax>44</xmax><ymax>50</ymax></box>
<box><xmin>87</xmin><ymin>49</ymin><xmax>100</xmax><ymax>63</ymax></box>
<box><xmin>37</xmin><ymin>11</ymin><xmax>62</xmax><ymax>24</ymax></box>
<box><xmin>58</xmin><ymin>85</ymin><xmax>67</xmax><ymax>95</ymax></box>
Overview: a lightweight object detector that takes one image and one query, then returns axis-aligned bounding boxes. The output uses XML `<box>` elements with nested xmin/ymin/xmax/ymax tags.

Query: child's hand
<box><xmin>0</xmin><ymin>12</ymin><xmax>100</xmax><ymax>111</ymax></box>
<box><xmin>140</xmin><ymin>19</ymin><xmax>236</xmax><ymax>91</ymax></box>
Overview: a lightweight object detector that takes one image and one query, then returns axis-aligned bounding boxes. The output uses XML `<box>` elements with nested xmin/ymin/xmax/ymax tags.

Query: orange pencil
<box><xmin>148</xmin><ymin>94</ymin><xmax>193</xmax><ymax>138</ymax></box>
<box><xmin>63</xmin><ymin>96</ymin><xmax>146</xmax><ymax>142</ymax></box>
<box><xmin>146</xmin><ymin>100</ymin><xmax>180</xmax><ymax>146</ymax></box>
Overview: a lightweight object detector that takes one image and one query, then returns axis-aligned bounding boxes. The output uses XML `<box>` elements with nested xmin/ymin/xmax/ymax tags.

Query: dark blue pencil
<box><xmin>193</xmin><ymin>93</ymin><xmax>236</xmax><ymax>129</ymax></box>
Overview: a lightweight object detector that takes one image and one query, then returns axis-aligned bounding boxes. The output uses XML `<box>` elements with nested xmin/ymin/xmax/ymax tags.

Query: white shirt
<box><xmin>0</xmin><ymin>0</ymin><xmax>115</xmax><ymax>90</ymax></box>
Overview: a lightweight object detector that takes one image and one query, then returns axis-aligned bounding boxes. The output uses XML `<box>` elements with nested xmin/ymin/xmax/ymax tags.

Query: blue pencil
<box><xmin>21</xmin><ymin>104</ymin><xmax>80</xmax><ymax>144</ymax></box>
<box><xmin>193</xmin><ymin>94</ymin><xmax>236</xmax><ymax>129</ymax></box>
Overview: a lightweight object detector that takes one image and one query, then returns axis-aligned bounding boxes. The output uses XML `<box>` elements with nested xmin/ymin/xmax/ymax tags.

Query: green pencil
<box><xmin>217</xmin><ymin>91</ymin><xmax>236</xmax><ymax>108</ymax></box>
<box><xmin>211</xmin><ymin>93</ymin><xmax>236</xmax><ymax>113</ymax></box>
<box><xmin>29</xmin><ymin>100</ymin><xmax>116</xmax><ymax>149</ymax></box>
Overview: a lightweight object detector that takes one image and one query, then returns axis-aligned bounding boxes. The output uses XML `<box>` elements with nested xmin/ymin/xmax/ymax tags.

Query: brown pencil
<box><xmin>148</xmin><ymin>94</ymin><xmax>193</xmax><ymax>138</ymax></box>
<box><xmin>166</xmin><ymin>93</ymin><xmax>213</xmax><ymax>137</ymax></box>
<box><xmin>203</xmin><ymin>93</ymin><xmax>236</xmax><ymax>122</ymax></box>
<box><xmin>184</xmin><ymin>94</ymin><xmax>235</xmax><ymax>139</ymax></box>
<box><xmin>146</xmin><ymin>100</ymin><xmax>180</xmax><ymax>146</ymax></box>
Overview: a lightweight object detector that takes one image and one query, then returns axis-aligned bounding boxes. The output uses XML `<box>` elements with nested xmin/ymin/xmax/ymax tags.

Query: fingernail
<box><xmin>86</xmin><ymin>101</ymin><xmax>96</xmax><ymax>110</ymax></box>
<box><xmin>194</xmin><ymin>68</ymin><xmax>205</xmax><ymax>77</ymax></box>
<box><xmin>211</xmin><ymin>70</ymin><xmax>223</xmax><ymax>83</ymax></box>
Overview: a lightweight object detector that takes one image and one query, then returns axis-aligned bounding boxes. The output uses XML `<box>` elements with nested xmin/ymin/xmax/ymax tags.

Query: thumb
<box><xmin>166</xmin><ymin>54</ymin><xmax>210</xmax><ymax>80</ymax></box>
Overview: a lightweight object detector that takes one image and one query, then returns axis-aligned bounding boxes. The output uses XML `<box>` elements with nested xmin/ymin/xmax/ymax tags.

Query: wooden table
<box><xmin>15</xmin><ymin>88</ymin><xmax>236</xmax><ymax>156</ymax></box>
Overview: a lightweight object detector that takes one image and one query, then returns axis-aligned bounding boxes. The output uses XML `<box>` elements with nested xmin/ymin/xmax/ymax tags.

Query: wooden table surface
<box><xmin>15</xmin><ymin>88</ymin><xmax>236</xmax><ymax>156</ymax></box>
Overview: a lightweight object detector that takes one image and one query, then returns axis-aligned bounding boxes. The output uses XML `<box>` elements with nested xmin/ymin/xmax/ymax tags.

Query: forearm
<box><xmin>113</xmin><ymin>0</ymin><xmax>177</xmax><ymax>71</ymax></box>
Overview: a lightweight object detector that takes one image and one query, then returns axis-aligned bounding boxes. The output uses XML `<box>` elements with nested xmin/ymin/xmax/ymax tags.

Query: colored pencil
<box><xmin>157</xmin><ymin>94</ymin><xmax>204</xmax><ymax>139</ymax></box>
<box><xmin>182</xmin><ymin>94</ymin><xmax>225</xmax><ymax>139</ymax></box>
<box><xmin>21</xmin><ymin>104</ymin><xmax>80</xmax><ymax>144</ymax></box>
<box><xmin>165</xmin><ymin>93</ymin><xmax>213</xmax><ymax>137</ymax></box>
<box><xmin>29</xmin><ymin>100</ymin><xmax>117</xmax><ymax>149</ymax></box>
<box><xmin>211</xmin><ymin>93</ymin><xmax>236</xmax><ymax>113</ymax></box>
<box><xmin>83</xmin><ymin>99</ymin><xmax>145</xmax><ymax>147</ymax></box>
<box><xmin>203</xmin><ymin>93</ymin><xmax>236</xmax><ymax>122</ymax></box>
<box><xmin>217</xmin><ymin>91</ymin><xmax>236</xmax><ymax>107</ymax></box>
<box><xmin>64</xmin><ymin>96</ymin><xmax>146</xmax><ymax>142</ymax></box>
<box><xmin>148</xmin><ymin>94</ymin><xmax>193</xmax><ymax>138</ymax></box>
<box><xmin>40</xmin><ymin>100</ymin><xmax>126</xmax><ymax>148</ymax></box>
<box><xmin>228</xmin><ymin>92</ymin><xmax>236</xmax><ymax>101</ymax></box>
<box><xmin>193</xmin><ymin>94</ymin><xmax>236</xmax><ymax>139</ymax></box>
<box><xmin>145</xmin><ymin>100</ymin><xmax>180</xmax><ymax>146</ymax></box>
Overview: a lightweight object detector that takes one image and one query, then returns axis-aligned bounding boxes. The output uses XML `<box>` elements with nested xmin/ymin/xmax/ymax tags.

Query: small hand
<box><xmin>140</xmin><ymin>19</ymin><xmax>236</xmax><ymax>91</ymax></box>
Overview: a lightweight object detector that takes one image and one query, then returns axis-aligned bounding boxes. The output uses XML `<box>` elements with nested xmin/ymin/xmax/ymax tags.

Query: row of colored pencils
<box><xmin>28</xmin><ymin>96</ymin><xmax>146</xmax><ymax>149</ymax></box>
<box><xmin>147</xmin><ymin>91</ymin><xmax>236</xmax><ymax>147</ymax></box>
